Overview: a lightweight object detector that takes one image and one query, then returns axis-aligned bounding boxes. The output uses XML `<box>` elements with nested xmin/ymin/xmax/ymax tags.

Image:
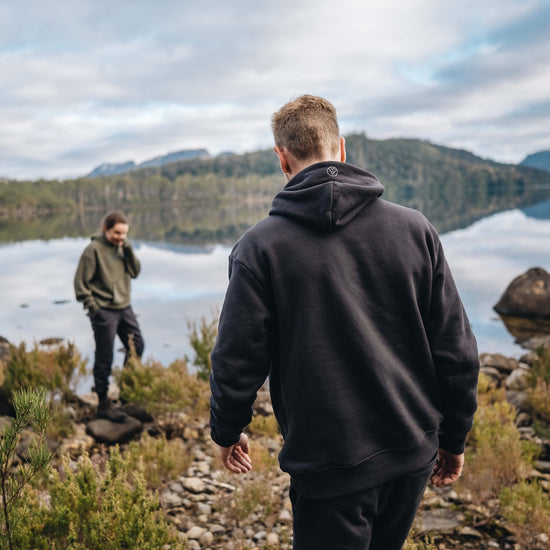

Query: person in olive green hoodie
<box><xmin>74</xmin><ymin>210</ymin><xmax>144</xmax><ymax>422</ymax></box>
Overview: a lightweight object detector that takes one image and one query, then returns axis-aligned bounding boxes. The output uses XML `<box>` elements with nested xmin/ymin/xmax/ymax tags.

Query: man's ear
<box><xmin>340</xmin><ymin>136</ymin><xmax>346</xmax><ymax>163</ymax></box>
<box><xmin>274</xmin><ymin>146</ymin><xmax>291</xmax><ymax>175</ymax></box>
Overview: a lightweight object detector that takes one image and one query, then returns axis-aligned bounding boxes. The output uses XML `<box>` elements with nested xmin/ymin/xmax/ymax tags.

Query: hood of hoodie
<box><xmin>91</xmin><ymin>232</ymin><xmax>116</xmax><ymax>248</ymax></box>
<box><xmin>269</xmin><ymin>161</ymin><xmax>384</xmax><ymax>230</ymax></box>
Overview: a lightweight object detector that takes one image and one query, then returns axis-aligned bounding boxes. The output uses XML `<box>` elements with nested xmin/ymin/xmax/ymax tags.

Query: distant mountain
<box><xmin>86</xmin><ymin>148</ymin><xmax>210</xmax><ymax>178</ymax></box>
<box><xmin>520</xmin><ymin>151</ymin><xmax>550</xmax><ymax>173</ymax></box>
<box><xmin>86</xmin><ymin>161</ymin><xmax>137</xmax><ymax>178</ymax></box>
<box><xmin>138</xmin><ymin>149</ymin><xmax>210</xmax><ymax>169</ymax></box>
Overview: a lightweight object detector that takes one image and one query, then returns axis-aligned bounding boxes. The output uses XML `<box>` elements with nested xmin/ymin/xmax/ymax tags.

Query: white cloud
<box><xmin>1</xmin><ymin>0</ymin><xmax>549</xmax><ymax>179</ymax></box>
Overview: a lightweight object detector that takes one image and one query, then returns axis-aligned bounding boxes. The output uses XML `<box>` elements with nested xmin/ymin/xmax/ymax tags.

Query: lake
<box><xmin>1</xmin><ymin>199</ymin><xmax>550</xmax><ymax>394</ymax></box>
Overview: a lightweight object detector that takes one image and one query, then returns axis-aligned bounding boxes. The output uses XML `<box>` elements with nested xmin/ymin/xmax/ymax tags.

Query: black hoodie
<box><xmin>210</xmin><ymin>161</ymin><xmax>479</xmax><ymax>497</ymax></box>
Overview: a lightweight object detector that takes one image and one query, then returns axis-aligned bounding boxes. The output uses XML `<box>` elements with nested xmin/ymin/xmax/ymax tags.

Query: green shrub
<box><xmin>46</xmin><ymin>405</ymin><xmax>76</xmax><ymax>440</ymax></box>
<box><xmin>124</xmin><ymin>433</ymin><xmax>192</xmax><ymax>488</ymax></box>
<box><xmin>3</xmin><ymin>342</ymin><xmax>87</xmax><ymax>401</ymax></box>
<box><xmin>500</xmin><ymin>480</ymin><xmax>550</xmax><ymax>547</ymax></box>
<box><xmin>115</xmin><ymin>356</ymin><xmax>210</xmax><ymax>417</ymax></box>
<box><xmin>248</xmin><ymin>414</ymin><xmax>281</xmax><ymax>439</ymax></box>
<box><xmin>460</xmin><ymin>376</ymin><xmax>535</xmax><ymax>500</ymax></box>
<box><xmin>9</xmin><ymin>448</ymin><xmax>184</xmax><ymax>549</ymax></box>
<box><xmin>0</xmin><ymin>388</ymin><xmax>53</xmax><ymax>550</ymax></box>
<box><xmin>226</xmin><ymin>477</ymin><xmax>277</xmax><ymax>523</ymax></box>
<box><xmin>526</xmin><ymin>346</ymin><xmax>550</xmax><ymax>424</ymax></box>
<box><xmin>403</xmin><ymin>535</ymin><xmax>437</xmax><ymax>550</ymax></box>
<box><xmin>187</xmin><ymin>313</ymin><xmax>218</xmax><ymax>381</ymax></box>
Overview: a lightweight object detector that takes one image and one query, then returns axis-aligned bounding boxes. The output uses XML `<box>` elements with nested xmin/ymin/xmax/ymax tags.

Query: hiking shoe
<box><xmin>96</xmin><ymin>398</ymin><xmax>128</xmax><ymax>423</ymax></box>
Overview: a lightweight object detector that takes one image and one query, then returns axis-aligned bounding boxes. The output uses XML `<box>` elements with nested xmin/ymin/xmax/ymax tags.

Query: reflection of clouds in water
<box><xmin>440</xmin><ymin>209</ymin><xmax>550</xmax><ymax>357</ymax></box>
<box><xmin>136</xmin><ymin>244</ymin><xmax>230</xmax><ymax>301</ymax></box>
<box><xmin>442</xmin><ymin>210</ymin><xmax>550</xmax><ymax>294</ymax></box>
<box><xmin>0</xmin><ymin>238</ymin><xmax>88</xmax><ymax>304</ymax></box>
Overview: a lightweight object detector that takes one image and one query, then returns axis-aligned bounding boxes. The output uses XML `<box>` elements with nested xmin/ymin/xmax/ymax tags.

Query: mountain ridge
<box><xmin>520</xmin><ymin>150</ymin><xmax>550</xmax><ymax>173</ymax></box>
<box><xmin>85</xmin><ymin>148</ymin><xmax>211</xmax><ymax>178</ymax></box>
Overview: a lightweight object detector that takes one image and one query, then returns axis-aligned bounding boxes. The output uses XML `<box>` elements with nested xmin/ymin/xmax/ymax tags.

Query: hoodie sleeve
<box><xmin>209</xmin><ymin>254</ymin><xmax>273</xmax><ymax>447</ymax></box>
<box><xmin>427</xmin><ymin>237</ymin><xmax>480</xmax><ymax>454</ymax></box>
<box><xmin>122</xmin><ymin>240</ymin><xmax>141</xmax><ymax>278</ymax></box>
<box><xmin>74</xmin><ymin>245</ymin><xmax>100</xmax><ymax>313</ymax></box>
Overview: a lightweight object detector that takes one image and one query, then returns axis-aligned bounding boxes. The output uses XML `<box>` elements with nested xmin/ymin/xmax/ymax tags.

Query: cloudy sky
<box><xmin>1</xmin><ymin>0</ymin><xmax>549</xmax><ymax>180</ymax></box>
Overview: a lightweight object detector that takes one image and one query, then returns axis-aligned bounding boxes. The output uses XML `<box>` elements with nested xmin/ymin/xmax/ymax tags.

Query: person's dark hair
<box><xmin>271</xmin><ymin>95</ymin><xmax>340</xmax><ymax>161</ymax></box>
<box><xmin>102</xmin><ymin>210</ymin><xmax>129</xmax><ymax>230</ymax></box>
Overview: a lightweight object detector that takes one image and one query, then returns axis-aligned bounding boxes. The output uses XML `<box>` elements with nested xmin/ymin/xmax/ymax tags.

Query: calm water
<box><xmin>1</xmin><ymin>202</ymin><xmax>550</xmax><ymax>394</ymax></box>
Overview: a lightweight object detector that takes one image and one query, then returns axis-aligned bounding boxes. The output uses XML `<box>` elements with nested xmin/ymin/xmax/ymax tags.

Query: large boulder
<box><xmin>86</xmin><ymin>416</ymin><xmax>142</xmax><ymax>444</ymax></box>
<box><xmin>494</xmin><ymin>267</ymin><xmax>550</xmax><ymax>319</ymax></box>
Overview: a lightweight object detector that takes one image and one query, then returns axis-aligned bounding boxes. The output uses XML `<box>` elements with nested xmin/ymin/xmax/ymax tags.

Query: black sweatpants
<box><xmin>290</xmin><ymin>461</ymin><xmax>433</xmax><ymax>550</ymax></box>
<box><xmin>89</xmin><ymin>306</ymin><xmax>144</xmax><ymax>399</ymax></box>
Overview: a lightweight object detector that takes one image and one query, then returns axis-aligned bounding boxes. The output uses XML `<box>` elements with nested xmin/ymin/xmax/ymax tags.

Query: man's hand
<box><xmin>430</xmin><ymin>448</ymin><xmax>464</xmax><ymax>487</ymax></box>
<box><xmin>218</xmin><ymin>433</ymin><xmax>252</xmax><ymax>474</ymax></box>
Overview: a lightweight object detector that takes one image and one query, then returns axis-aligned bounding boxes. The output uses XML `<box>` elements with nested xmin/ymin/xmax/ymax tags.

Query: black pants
<box><xmin>290</xmin><ymin>461</ymin><xmax>433</xmax><ymax>550</ymax></box>
<box><xmin>89</xmin><ymin>306</ymin><xmax>144</xmax><ymax>399</ymax></box>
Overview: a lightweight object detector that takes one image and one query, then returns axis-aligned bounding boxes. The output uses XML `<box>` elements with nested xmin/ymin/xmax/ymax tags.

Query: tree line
<box><xmin>1</xmin><ymin>134</ymin><xmax>550</xmax><ymax>243</ymax></box>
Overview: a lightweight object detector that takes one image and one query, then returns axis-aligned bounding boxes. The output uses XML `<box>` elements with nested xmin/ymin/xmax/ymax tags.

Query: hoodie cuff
<box><xmin>210</xmin><ymin>426</ymin><xmax>242</xmax><ymax>448</ymax></box>
<box><xmin>438</xmin><ymin>432</ymin><xmax>466</xmax><ymax>455</ymax></box>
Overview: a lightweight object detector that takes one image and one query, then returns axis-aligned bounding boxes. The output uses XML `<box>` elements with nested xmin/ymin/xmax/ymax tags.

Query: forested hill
<box><xmin>1</xmin><ymin>134</ymin><xmax>550</xmax><ymax>242</ymax></box>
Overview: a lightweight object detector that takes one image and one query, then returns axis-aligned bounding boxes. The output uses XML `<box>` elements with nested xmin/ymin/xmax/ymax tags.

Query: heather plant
<box><xmin>0</xmin><ymin>388</ymin><xmax>53</xmax><ymax>550</ymax></box>
<box><xmin>3</xmin><ymin>341</ymin><xmax>87</xmax><ymax>401</ymax></box>
<box><xmin>403</xmin><ymin>535</ymin><xmax>437</xmax><ymax>550</ymax></box>
<box><xmin>9</xmin><ymin>448</ymin><xmax>185</xmax><ymax>549</ymax></box>
<box><xmin>124</xmin><ymin>433</ymin><xmax>193</xmax><ymax>488</ymax></box>
<box><xmin>248</xmin><ymin>414</ymin><xmax>281</xmax><ymax>439</ymax></box>
<box><xmin>247</xmin><ymin>440</ymin><xmax>279</xmax><ymax>474</ymax></box>
<box><xmin>115</xmin><ymin>355</ymin><xmax>209</xmax><ymax>417</ymax></box>
<box><xmin>187</xmin><ymin>313</ymin><xmax>218</xmax><ymax>381</ymax></box>
<box><xmin>227</xmin><ymin>477</ymin><xmax>278</xmax><ymax>523</ymax></box>
<box><xmin>500</xmin><ymin>480</ymin><xmax>550</xmax><ymax>547</ymax></box>
<box><xmin>459</xmin><ymin>374</ymin><xmax>536</xmax><ymax>500</ymax></box>
<box><xmin>526</xmin><ymin>346</ymin><xmax>550</xmax><ymax>424</ymax></box>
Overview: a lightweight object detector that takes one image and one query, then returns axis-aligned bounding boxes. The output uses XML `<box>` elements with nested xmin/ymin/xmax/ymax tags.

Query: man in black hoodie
<box><xmin>209</xmin><ymin>95</ymin><xmax>479</xmax><ymax>549</ymax></box>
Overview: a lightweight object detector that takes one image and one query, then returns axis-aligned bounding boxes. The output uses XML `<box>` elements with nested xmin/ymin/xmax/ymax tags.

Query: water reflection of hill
<box><xmin>521</xmin><ymin>197</ymin><xmax>550</xmax><ymax>220</ymax></box>
<box><xmin>3</xmin><ymin>190</ymin><xmax>550</xmax><ymax>246</ymax></box>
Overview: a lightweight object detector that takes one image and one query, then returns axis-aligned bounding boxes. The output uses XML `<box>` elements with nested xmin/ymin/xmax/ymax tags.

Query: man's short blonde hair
<box><xmin>271</xmin><ymin>95</ymin><xmax>341</xmax><ymax>161</ymax></box>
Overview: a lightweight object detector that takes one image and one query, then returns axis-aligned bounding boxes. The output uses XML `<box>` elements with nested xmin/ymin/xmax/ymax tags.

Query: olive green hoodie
<box><xmin>74</xmin><ymin>233</ymin><xmax>141</xmax><ymax>313</ymax></box>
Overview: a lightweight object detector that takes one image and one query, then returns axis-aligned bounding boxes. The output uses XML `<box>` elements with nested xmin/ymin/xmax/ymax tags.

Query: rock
<box><xmin>505</xmin><ymin>367</ymin><xmax>530</xmax><ymax>391</ymax></box>
<box><xmin>520</xmin><ymin>351</ymin><xmax>540</xmax><ymax>365</ymax></box>
<box><xmin>0</xmin><ymin>416</ymin><xmax>11</xmax><ymax>436</ymax></box>
<box><xmin>494</xmin><ymin>267</ymin><xmax>550</xmax><ymax>318</ymax></box>
<box><xmin>181</xmin><ymin>477</ymin><xmax>206</xmax><ymax>494</ymax></box>
<box><xmin>199</xmin><ymin>531</ymin><xmax>214</xmax><ymax>546</ymax></box>
<box><xmin>160</xmin><ymin>489</ymin><xmax>182</xmax><ymax>508</ymax></box>
<box><xmin>278</xmin><ymin>509</ymin><xmax>292</xmax><ymax>522</ymax></box>
<box><xmin>266</xmin><ymin>532</ymin><xmax>280</xmax><ymax>545</ymax></box>
<box><xmin>121</xmin><ymin>403</ymin><xmax>154</xmax><ymax>423</ymax></box>
<box><xmin>506</xmin><ymin>390</ymin><xmax>529</xmax><ymax>412</ymax></box>
<box><xmin>39</xmin><ymin>337</ymin><xmax>64</xmax><ymax>346</ymax></box>
<box><xmin>186</xmin><ymin>525</ymin><xmax>206</xmax><ymax>539</ymax></box>
<box><xmin>0</xmin><ymin>335</ymin><xmax>11</xmax><ymax>363</ymax></box>
<box><xmin>459</xmin><ymin>526</ymin><xmax>483</xmax><ymax>539</ymax></box>
<box><xmin>479</xmin><ymin>353</ymin><xmax>519</xmax><ymax>373</ymax></box>
<box><xmin>417</xmin><ymin>508</ymin><xmax>465</xmax><ymax>534</ymax></box>
<box><xmin>480</xmin><ymin>366</ymin><xmax>504</xmax><ymax>386</ymax></box>
<box><xmin>516</xmin><ymin>411</ymin><xmax>532</xmax><ymax>427</ymax></box>
<box><xmin>535</xmin><ymin>460</ymin><xmax>550</xmax><ymax>473</ymax></box>
<box><xmin>57</xmin><ymin>434</ymin><xmax>95</xmax><ymax>458</ymax></box>
<box><xmin>85</xmin><ymin>416</ymin><xmax>142</xmax><ymax>444</ymax></box>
